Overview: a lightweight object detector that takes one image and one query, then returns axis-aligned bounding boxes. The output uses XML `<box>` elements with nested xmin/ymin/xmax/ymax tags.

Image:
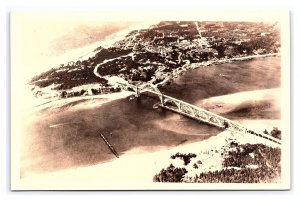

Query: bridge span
<box><xmin>118</xmin><ymin>82</ymin><xmax>281</xmax><ymax>145</ymax></box>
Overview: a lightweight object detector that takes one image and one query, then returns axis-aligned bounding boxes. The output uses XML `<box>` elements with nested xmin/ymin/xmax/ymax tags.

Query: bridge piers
<box><xmin>160</xmin><ymin>94</ymin><xmax>165</xmax><ymax>106</ymax></box>
<box><xmin>135</xmin><ymin>85</ymin><xmax>140</xmax><ymax>97</ymax></box>
<box><xmin>118</xmin><ymin>82</ymin><xmax>282</xmax><ymax>145</ymax></box>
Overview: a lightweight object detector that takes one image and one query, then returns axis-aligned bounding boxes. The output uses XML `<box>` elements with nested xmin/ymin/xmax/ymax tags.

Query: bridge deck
<box><xmin>119</xmin><ymin>82</ymin><xmax>281</xmax><ymax>145</ymax></box>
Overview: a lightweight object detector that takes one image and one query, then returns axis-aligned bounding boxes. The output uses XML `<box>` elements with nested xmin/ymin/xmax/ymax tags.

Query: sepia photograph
<box><xmin>10</xmin><ymin>10</ymin><xmax>290</xmax><ymax>190</ymax></box>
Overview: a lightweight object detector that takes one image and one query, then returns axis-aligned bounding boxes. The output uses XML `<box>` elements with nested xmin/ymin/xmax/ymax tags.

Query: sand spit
<box><xmin>17</xmin><ymin>88</ymin><xmax>282</xmax><ymax>189</ymax></box>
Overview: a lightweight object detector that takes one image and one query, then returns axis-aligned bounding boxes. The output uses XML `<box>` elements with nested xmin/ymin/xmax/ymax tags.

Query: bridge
<box><xmin>117</xmin><ymin>82</ymin><xmax>281</xmax><ymax>145</ymax></box>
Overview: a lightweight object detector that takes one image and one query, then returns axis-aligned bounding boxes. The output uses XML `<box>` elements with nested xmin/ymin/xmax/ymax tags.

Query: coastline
<box><xmin>20</xmin><ymin>55</ymin><xmax>282</xmax><ymax>183</ymax></box>
<box><xmin>18</xmin><ymin>119</ymin><xmax>280</xmax><ymax>187</ymax></box>
<box><xmin>26</xmin><ymin>90</ymin><xmax>134</xmax><ymax>114</ymax></box>
<box><xmin>157</xmin><ymin>53</ymin><xmax>280</xmax><ymax>87</ymax></box>
<box><xmin>29</xmin><ymin>53</ymin><xmax>280</xmax><ymax>111</ymax></box>
<box><xmin>20</xmin><ymin>88</ymin><xmax>282</xmax><ymax>184</ymax></box>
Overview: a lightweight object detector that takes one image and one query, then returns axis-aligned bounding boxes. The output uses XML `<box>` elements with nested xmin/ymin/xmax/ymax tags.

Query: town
<box><xmin>30</xmin><ymin>21</ymin><xmax>280</xmax><ymax>100</ymax></box>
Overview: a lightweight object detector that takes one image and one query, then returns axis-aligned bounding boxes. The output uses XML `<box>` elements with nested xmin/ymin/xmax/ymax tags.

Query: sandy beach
<box><xmin>17</xmin><ymin>87</ymin><xmax>282</xmax><ymax>189</ymax></box>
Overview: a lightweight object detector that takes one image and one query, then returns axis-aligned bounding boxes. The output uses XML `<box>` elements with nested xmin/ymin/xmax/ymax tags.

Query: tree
<box><xmin>153</xmin><ymin>164</ymin><xmax>187</xmax><ymax>182</ymax></box>
<box><xmin>270</xmin><ymin>127</ymin><xmax>281</xmax><ymax>140</ymax></box>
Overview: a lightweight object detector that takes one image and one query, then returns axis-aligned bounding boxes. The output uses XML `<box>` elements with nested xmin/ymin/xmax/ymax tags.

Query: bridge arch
<box><xmin>119</xmin><ymin>82</ymin><xmax>281</xmax><ymax>145</ymax></box>
<box><xmin>139</xmin><ymin>83</ymin><xmax>165</xmax><ymax>103</ymax></box>
<box><xmin>140</xmin><ymin>83</ymin><xmax>162</xmax><ymax>94</ymax></box>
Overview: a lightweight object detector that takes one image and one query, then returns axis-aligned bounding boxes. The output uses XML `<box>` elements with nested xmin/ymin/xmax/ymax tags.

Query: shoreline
<box><xmin>22</xmin><ymin>88</ymin><xmax>282</xmax><ymax>179</ymax></box>
<box><xmin>19</xmin><ymin>118</ymin><xmax>281</xmax><ymax>186</ymax></box>
<box><xmin>27</xmin><ymin>90</ymin><xmax>134</xmax><ymax>113</ymax></box>
<box><xmin>30</xmin><ymin>53</ymin><xmax>280</xmax><ymax>110</ymax></box>
<box><xmin>157</xmin><ymin>53</ymin><xmax>280</xmax><ymax>87</ymax></box>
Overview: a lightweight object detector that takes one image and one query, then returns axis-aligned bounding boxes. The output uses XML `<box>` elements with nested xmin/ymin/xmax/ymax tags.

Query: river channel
<box><xmin>22</xmin><ymin>56</ymin><xmax>281</xmax><ymax>174</ymax></box>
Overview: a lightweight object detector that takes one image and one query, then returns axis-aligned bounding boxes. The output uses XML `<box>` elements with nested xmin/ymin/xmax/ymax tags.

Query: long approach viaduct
<box><xmin>117</xmin><ymin>82</ymin><xmax>282</xmax><ymax>145</ymax></box>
